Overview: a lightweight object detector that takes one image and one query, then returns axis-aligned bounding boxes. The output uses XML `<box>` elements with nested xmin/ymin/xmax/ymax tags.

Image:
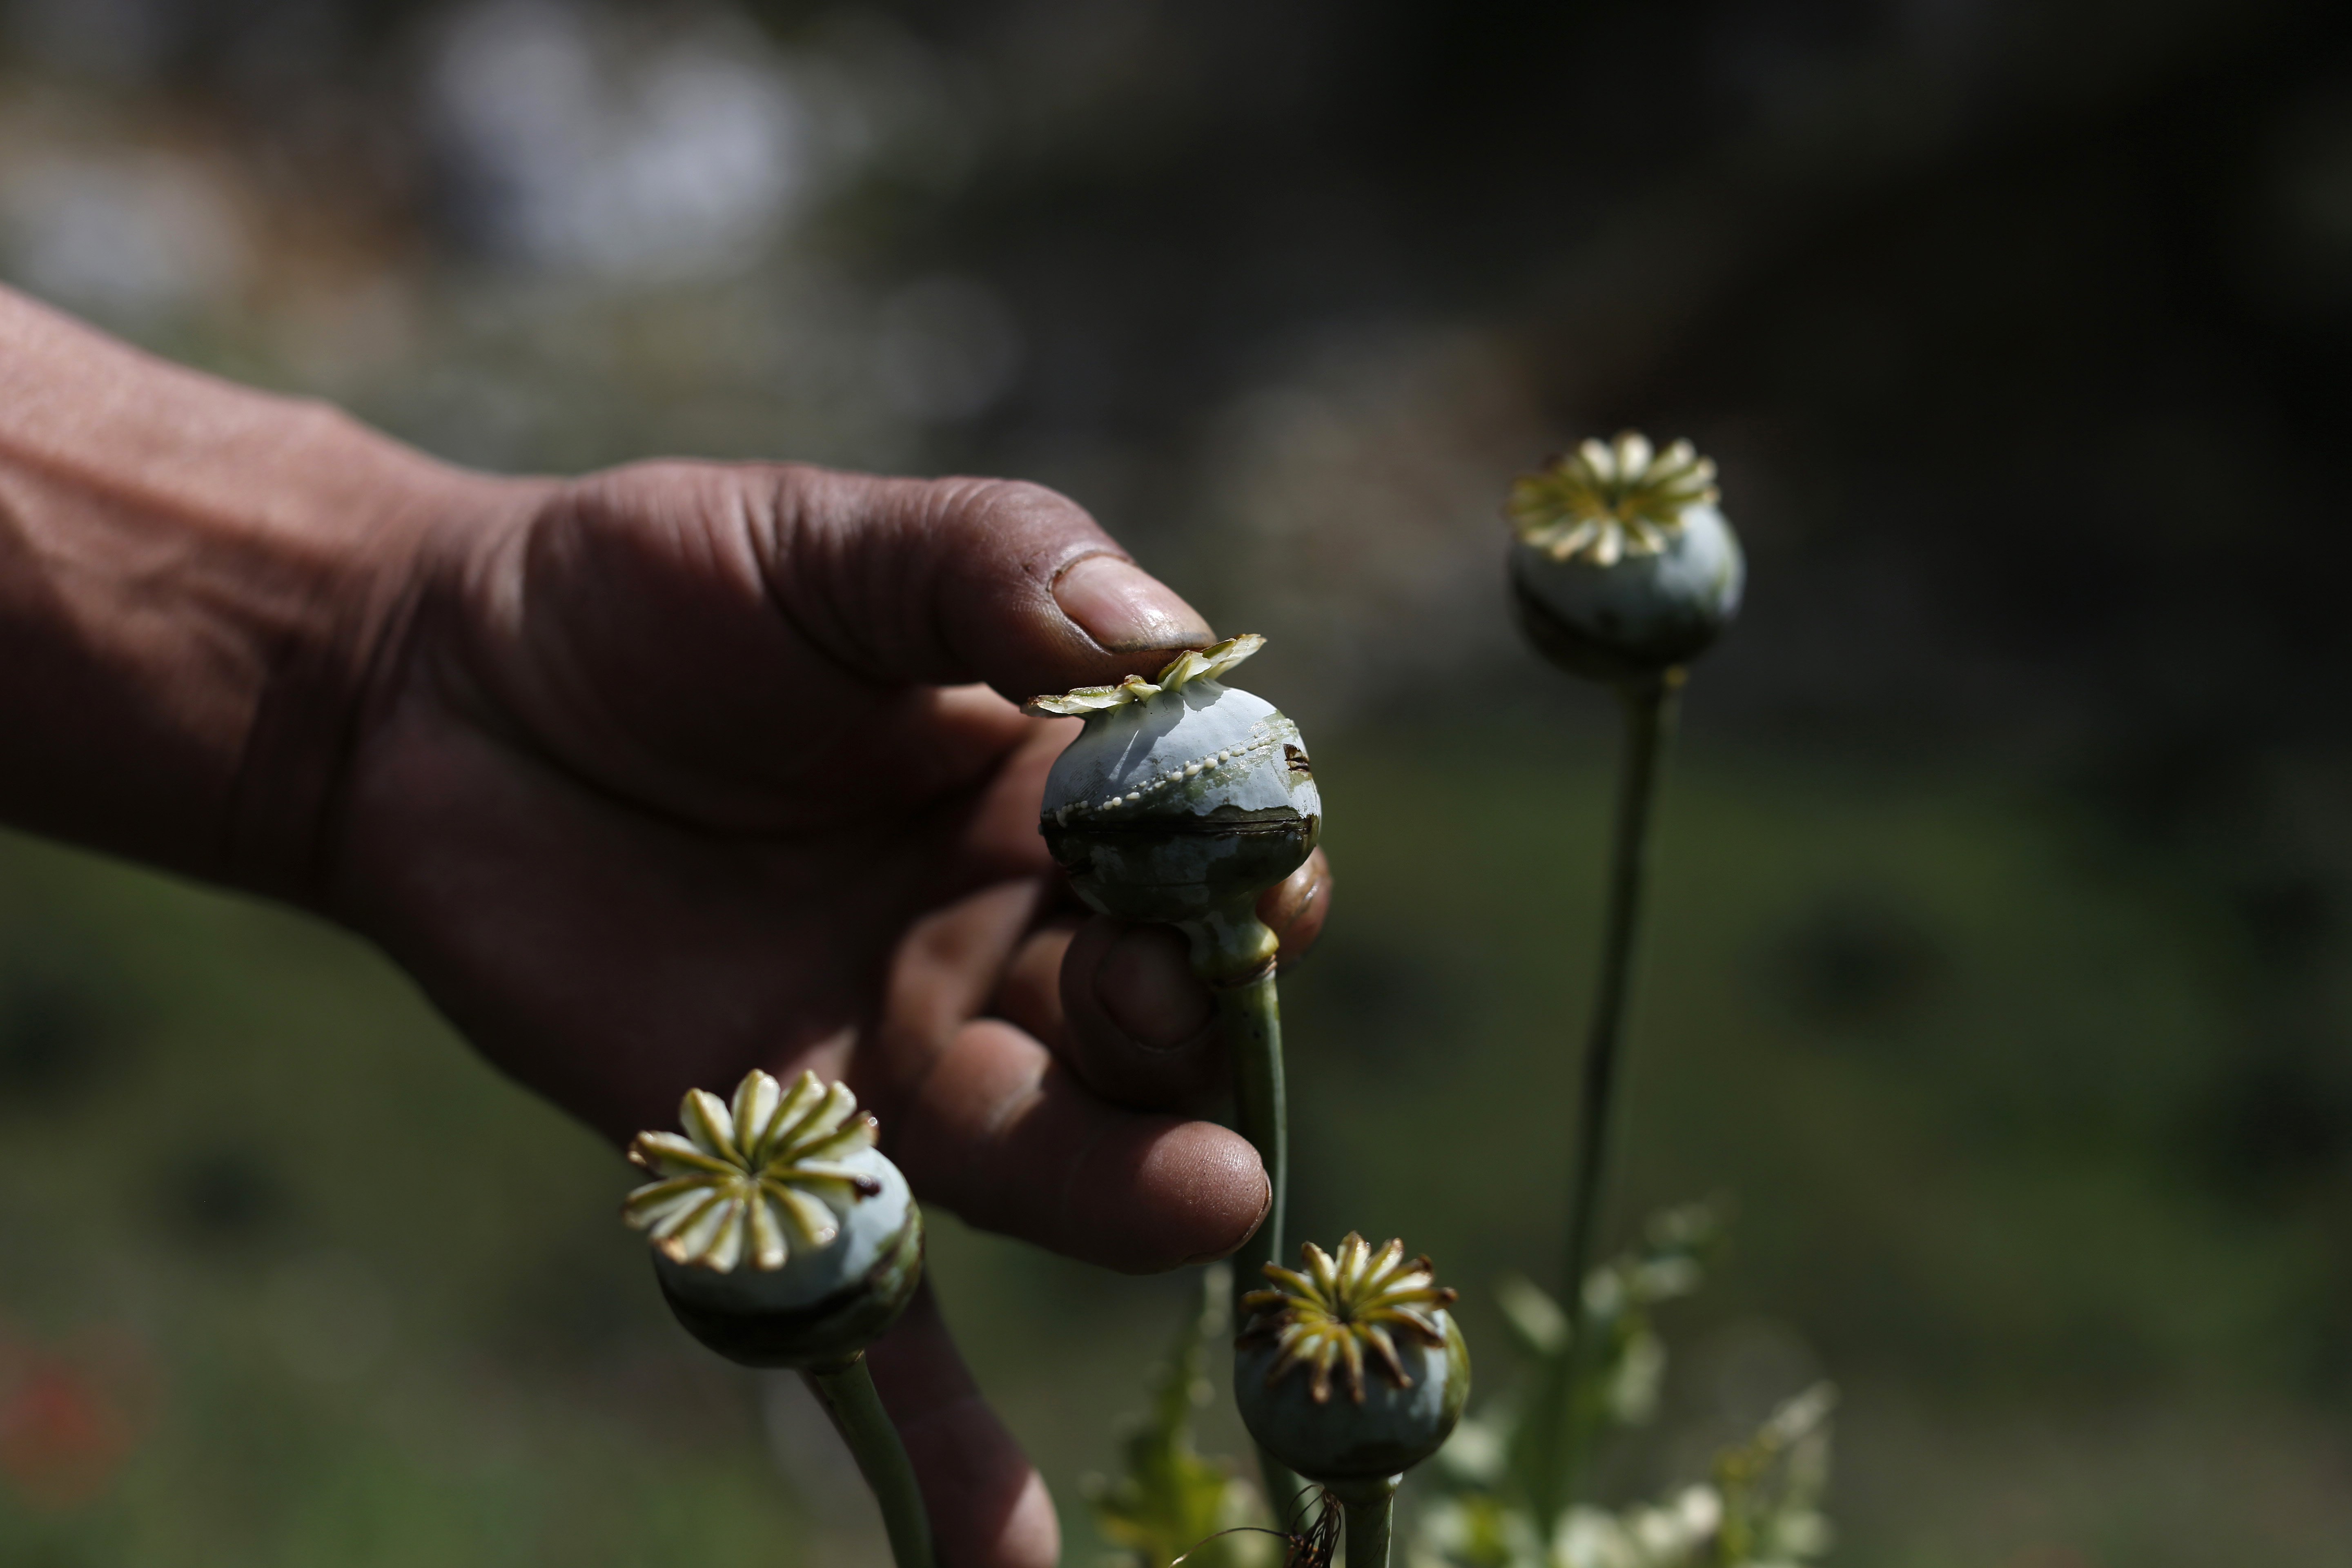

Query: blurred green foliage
<box><xmin>1409</xmin><ymin>1203</ymin><xmax>1833</xmax><ymax>1568</ymax></box>
<box><xmin>4</xmin><ymin>717</ymin><xmax>2343</xmax><ymax>1564</ymax></box>
<box><xmin>0</xmin><ymin>1</ymin><xmax>2347</xmax><ymax>1562</ymax></box>
<box><xmin>1085</xmin><ymin>1267</ymin><xmax>1269</xmax><ymax>1568</ymax></box>
<box><xmin>0</xmin><ymin>835</ymin><xmax>806</xmax><ymax>1568</ymax></box>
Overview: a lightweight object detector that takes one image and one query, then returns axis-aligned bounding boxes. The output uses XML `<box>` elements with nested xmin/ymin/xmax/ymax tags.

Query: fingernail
<box><xmin>1096</xmin><ymin>924</ymin><xmax>1215</xmax><ymax>1049</ymax></box>
<box><xmin>1258</xmin><ymin>851</ymin><xmax>1331</xmax><ymax>971</ymax></box>
<box><xmin>1054</xmin><ymin>555</ymin><xmax>1213</xmax><ymax>653</ymax></box>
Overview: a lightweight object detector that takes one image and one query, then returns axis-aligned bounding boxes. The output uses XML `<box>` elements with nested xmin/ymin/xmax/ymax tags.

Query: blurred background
<box><xmin>1</xmin><ymin>0</ymin><xmax>2349</xmax><ymax>1563</ymax></box>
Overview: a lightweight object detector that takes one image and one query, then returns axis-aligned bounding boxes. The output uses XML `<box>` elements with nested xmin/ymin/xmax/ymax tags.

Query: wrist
<box><xmin>0</xmin><ymin>286</ymin><xmax>528</xmax><ymax>895</ymax></box>
<box><xmin>214</xmin><ymin>442</ymin><xmax>532</xmax><ymax>903</ymax></box>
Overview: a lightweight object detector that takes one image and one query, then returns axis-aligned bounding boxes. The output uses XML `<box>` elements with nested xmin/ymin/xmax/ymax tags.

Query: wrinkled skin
<box><xmin>327</xmin><ymin>461</ymin><xmax>1333</xmax><ymax>1567</ymax></box>
<box><xmin>0</xmin><ymin>284</ymin><xmax>1332</xmax><ymax>1568</ymax></box>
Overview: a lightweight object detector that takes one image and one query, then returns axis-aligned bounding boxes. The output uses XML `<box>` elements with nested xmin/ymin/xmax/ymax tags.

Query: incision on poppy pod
<box><xmin>1026</xmin><ymin>633</ymin><xmax>1320</xmax><ymax>978</ymax></box>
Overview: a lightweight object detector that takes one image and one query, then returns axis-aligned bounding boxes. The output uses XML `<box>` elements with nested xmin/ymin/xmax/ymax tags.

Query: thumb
<box><xmin>755</xmin><ymin>465</ymin><xmax>1215</xmax><ymax>700</ymax></box>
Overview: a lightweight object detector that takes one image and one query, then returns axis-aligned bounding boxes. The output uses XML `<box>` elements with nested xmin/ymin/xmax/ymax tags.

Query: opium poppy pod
<box><xmin>1507</xmin><ymin>433</ymin><xmax>1744</xmax><ymax>682</ymax></box>
<box><xmin>622</xmin><ymin>1069</ymin><xmax>922</xmax><ymax>1370</ymax></box>
<box><xmin>1028</xmin><ymin>634</ymin><xmax>1321</xmax><ymax>933</ymax></box>
<box><xmin>1234</xmin><ymin>1233</ymin><xmax>1471</xmax><ymax>1486</ymax></box>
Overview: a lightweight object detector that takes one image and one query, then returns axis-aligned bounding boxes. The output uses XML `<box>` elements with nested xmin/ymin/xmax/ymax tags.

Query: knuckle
<box><xmin>955</xmin><ymin>477</ymin><xmax>1097</xmax><ymax>540</ymax></box>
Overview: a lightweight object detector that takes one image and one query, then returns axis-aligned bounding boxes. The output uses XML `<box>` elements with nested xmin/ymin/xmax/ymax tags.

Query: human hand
<box><xmin>320</xmin><ymin>460</ymin><xmax>1332</xmax><ymax>1566</ymax></box>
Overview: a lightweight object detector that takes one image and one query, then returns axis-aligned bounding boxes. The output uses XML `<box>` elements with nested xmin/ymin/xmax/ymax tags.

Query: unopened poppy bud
<box><xmin>1233</xmin><ymin>1233</ymin><xmax>1470</xmax><ymax>1486</ymax></box>
<box><xmin>1026</xmin><ymin>634</ymin><xmax>1321</xmax><ymax>934</ymax></box>
<box><xmin>1507</xmin><ymin>432</ymin><xmax>1744</xmax><ymax>681</ymax></box>
<box><xmin>623</xmin><ymin>1069</ymin><xmax>922</xmax><ymax>1369</ymax></box>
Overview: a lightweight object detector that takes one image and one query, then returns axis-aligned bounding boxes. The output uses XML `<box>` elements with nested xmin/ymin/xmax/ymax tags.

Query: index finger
<box><xmin>864</xmin><ymin>878</ymin><xmax>1270</xmax><ymax>1274</ymax></box>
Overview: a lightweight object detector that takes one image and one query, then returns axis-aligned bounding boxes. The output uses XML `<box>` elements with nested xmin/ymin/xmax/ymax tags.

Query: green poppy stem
<box><xmin>805</xmin><ymin>1353</ymin><xmax>935</xmax><ymax>1568</ymax></box>
<box><xmin>1539</xmin><ymin>670</ymin><xmax>1680</xmax><ymax>1525</ymax></box>
<box><xmin>1185</xmin><ymin>906</ymin><xmax>1304</xmax><ymax>1518</ymax></box>
<box><xmin>1330</xmin><ymin>1476</ymin><xmax>1399</xmax><ymax>1568</ymax></box>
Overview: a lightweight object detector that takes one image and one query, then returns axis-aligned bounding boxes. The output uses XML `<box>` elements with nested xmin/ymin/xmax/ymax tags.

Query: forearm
<box><xmin>0</xmin><ymin>286</ymin><xmax>506</xmax><ymax>896</ymax></box>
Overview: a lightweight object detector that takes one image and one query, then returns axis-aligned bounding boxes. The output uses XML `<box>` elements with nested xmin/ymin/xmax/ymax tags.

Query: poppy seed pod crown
<box><xmin>1233</xmin><ymin>1233</ymin><xmax>1470</xmax><ymax>1485</ymax></box>
<box><xmin>1507</xmin><ymin>433</ymin><xmax>1744</xmax><ymax>681</ymax></box>
<box><xmin>624</xmin><ymin>1069</ymin><xmax>923</xmax><ymax>1369</ymax></box>
<box><xmin>1026</xmin><ymin>635</ymin><xmax>1321</xmax><ymax>929</ymax></box>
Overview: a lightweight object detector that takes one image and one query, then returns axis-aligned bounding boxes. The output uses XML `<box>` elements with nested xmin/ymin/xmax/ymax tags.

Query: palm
<box><xmin>319</xmin><ymin>460</ymin><xmax>1295</xmax><ymax>1568</ymax></box>
<box><xmin>326</xmin><ymin>460</ymin><xmax>1271</xmax><ymax>1267</ymax></box>
<box><xmin>332</xmin><ymin>463</ymin><xmax>1051</xmax><ymax>1127</ymax></box>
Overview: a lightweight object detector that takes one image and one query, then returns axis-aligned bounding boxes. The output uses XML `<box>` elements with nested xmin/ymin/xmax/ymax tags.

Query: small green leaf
<box><xmin>1503</xmin><ymin>1202</ymin><xmax>1727</xmax><ymax>1528</ymax></box>
<box><xmin>1709</xmin><ymin>1384</ymin><xmax>1836</xmax><ymax>1568</ymax></box>
<box><xmin>1087</xmin><ymin>1267</ymin><xmax>1272</xmax><ymax>1568</ymax></box>
<box><xmin>1492</xmin><ymin>1274</ymin><xmax>1566</xmax><ymax>1359</ymax></box>
<box><xmin>1404</xmin><ymin>1207</ymin><xmax>1834</xmax><ymax>1568</ymax></box>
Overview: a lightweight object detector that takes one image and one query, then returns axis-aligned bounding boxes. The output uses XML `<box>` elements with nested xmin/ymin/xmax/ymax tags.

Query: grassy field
<box><xmin>0</xmin><ymin>717</ymin><xmax>2343</xmax><ymax>1566</ymax></box>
